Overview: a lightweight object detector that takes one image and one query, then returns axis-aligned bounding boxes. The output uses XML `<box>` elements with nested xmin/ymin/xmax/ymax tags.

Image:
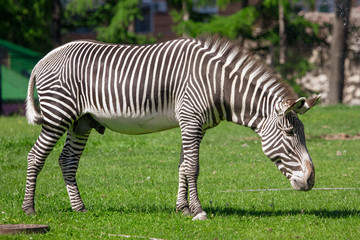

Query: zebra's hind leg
<box><xmin>59</xmin><ymin>129</ymin><xmax>90</xmax><ymax>212</ymax></box>
<box><xmin>22</xmin><ymin>127</ymin><xmax>65</xmax><ymax>215</ymax></box>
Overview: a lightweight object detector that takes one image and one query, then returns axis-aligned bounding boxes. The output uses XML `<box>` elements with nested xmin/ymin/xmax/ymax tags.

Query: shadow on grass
<box><xmin>87</xmin><ymin>204</ymin><xmax>360</xmax><ymax>219</ymax></box>
<box><xmin>205</xmin><ymin>207</ymin><xmax>360</xmax><ymax>219</ymax></box>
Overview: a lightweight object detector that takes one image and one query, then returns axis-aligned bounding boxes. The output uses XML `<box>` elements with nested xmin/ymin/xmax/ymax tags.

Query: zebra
<box><xmin>23</xmin><ymin>36</ymin><xmax>320</xmax><ymax>220</ymax></box>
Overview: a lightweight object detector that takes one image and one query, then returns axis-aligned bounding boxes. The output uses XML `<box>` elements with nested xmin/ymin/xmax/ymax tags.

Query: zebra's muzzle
<box><xmin>290</xmin><ymin>160</ymin><xmax>315</xmax><ymax>191</ymax></box>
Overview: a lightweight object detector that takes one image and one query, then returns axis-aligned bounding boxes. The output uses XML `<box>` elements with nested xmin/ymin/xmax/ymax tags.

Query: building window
<box><xmin>316</xmin><ymin>0</ymin><xmax>334</xmax><ymax>12</ymax></box>
<box><xmin>135</xmin><ymin>2</ymin><xmax>153</xmax><ymax>33</ymax></box>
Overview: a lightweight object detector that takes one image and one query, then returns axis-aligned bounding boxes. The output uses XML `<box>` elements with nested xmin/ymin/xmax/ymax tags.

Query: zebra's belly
<box><xmin>91</xmin><ymin>112</ymin><xmax>179</xmax><ymax>135</ymax></box>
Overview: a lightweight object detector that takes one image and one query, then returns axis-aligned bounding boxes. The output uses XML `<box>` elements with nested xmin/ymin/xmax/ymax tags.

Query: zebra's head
<box><xmin>257</xmin><ymin>95</ymin><xmax>320</xmax><ymax>191</ymax></box>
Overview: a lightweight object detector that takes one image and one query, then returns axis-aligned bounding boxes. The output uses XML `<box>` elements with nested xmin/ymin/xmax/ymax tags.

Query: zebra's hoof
<box><xmin>72</xmin><ymin>204</ymin><xmax>87</xmax><ymax>213</ymax></box>
<box><xmin>177</xmin><ymin>206</ymin><xmax>191</xmax><ymax>216</ymax></box>
<box><xmin>192</xmin><ymin>211</ymin><xmax>207</xmax><ymax>221</ymax></box>
<box><xmin>182</xmin><ymin>207</ymin><xmax>191</xmax><ymax>216</ymax></box>
<box><xmin>22</xmin><ymin>207</ymin><xmax>36</xmax><ymax>215</ymax></box>
<box><xmin>75</xmin><ymin>207</ymin><xmax>87</xmax><ymax>213</ymax></box>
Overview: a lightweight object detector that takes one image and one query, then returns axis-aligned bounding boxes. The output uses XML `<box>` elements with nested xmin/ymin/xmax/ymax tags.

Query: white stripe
<box><xmin>230</xmin><ymin>75</ymin><xmax>239</xmax><ymax>123</ymax></box>
<box><xmin>229</xmin><ymin>55</ymin><xmax>247</xmax><ymax>78</ymax></box>
<box><xmin>101</xmin><ymin>45</ymin><xmax>117</xmax><ymax>114</ymax></box>
<box><xmin>239</xmin><ymin>61</ymin><xmax>254</xmax><ymax>123</ymax></box>
<box><xmin>107</xmin><ymin>47</ymin><xmax>123</xmax><ymax>114</ymax></box>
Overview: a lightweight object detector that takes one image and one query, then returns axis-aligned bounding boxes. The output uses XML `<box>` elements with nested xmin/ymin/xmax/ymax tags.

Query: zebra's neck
<box><xmin>187</xmin><ymin>36</ymin><xmax>297</xmax><ymax>131</ymax></box>
<box><xmin>195</xmin><ymin>37</ymin><xmax>296</xmax><ymax>130</ymax></box>
<box><xmin>225</xmin><ymin>63</ymin><xmax>295</xmax><ymax>130</ymax></box>
<box><xmin>224</xmin><ymin>68</ymin><xmax>289</xmax><ymax>129</ymax></box>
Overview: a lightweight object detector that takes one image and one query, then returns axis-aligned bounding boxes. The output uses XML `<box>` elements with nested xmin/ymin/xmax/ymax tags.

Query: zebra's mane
<box><xmin>195</xmin><ymin>35</ymin><xmax>298</xmax><ymax>101</ymax></box>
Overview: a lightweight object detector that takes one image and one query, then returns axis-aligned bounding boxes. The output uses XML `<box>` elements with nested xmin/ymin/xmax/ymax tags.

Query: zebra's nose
<box><xmin>305</xmin><ymin>160</ymin><xmax>315</xmax><ymax>189</ymax></box>
<box><xmin>290</xmin><ymin>160</ymin><xmax>315</xmax><ymax>191</ymax></box>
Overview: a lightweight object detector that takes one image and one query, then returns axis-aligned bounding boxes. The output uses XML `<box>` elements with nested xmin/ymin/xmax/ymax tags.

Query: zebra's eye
<box><xmin>284</xmin><ymin>128</ymin><xmax>295</xmax><ymax>136</ymax></box>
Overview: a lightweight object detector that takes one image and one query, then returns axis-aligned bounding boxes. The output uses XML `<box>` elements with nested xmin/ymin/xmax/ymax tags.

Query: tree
<box><xmin>278</xmin><ymin>0</ymin><xmax>286</xmax><ymax>64</ymax></box>
<box><xmin>63</xmin><ymin>0</ymin><xmax>154</xmax><ymax>44</ymax></box>
<box><xmin>0</xmin><ymin>0</ymin><xmax>155</xmax><ymax>53</ymax></box>
<box><xmin>0</xmin><ymin>0</ymin><xmax>54</xmax><ymax>52</ymax></box>
<box><xmin>328</xmin><ymin>0</ymin><xmax>351</xmax><ymax>104</ymax></box>
<box><xmin>170</xmin><ymin>0</ymin><xmax>323</xmax><ymax>96</ymax></box>
<box><xmin>52</xmin><ymin>0</ymin><xmax>62</xmax><ymax>47</ymax></box>
<box><xmin>97</xmin><ymin>0</ymin><xmax>154</xmax><ymax>44</ymax></box>
<box><xmin>169</xmin><ymin>0</ymin><xmax>258</xmax><ymax>40</ymax></box>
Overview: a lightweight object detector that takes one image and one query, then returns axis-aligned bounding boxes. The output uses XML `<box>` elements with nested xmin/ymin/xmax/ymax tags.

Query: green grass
<box><xmin>1</xmin><ymin>105</ymin><xmax>360</xmax><ymax>239</ymax></box>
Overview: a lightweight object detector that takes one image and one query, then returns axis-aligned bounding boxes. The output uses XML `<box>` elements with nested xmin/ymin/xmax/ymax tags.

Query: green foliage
<box><xmin>276</xmin><ymin>54</ymin><xmax>315</xmax><ymax>97</ymax></box>
<box><xmin>96</xmin><ymin>0</ymin><xmax>154</xmax><ymax>44</ymax></box>
<box><xmin>63</xmin><ymin>0</ymin><xmax>155</xmax><ymax>44</ymax></box>
<box><xmin>64</xmin><ymin>0</ymin><xmax>97</xmax><ymax>17</ymax></box>
<box><xmin>1</xmin><ymin>106</ymin><xmax>360</xmax><ymax>238</ymax></box>
<box><xmin>0</xmin><ymin>0</ymin><xmax>53</xmax><ymax>52</ymax></box>
<box><xmin>254</xmin><ymin>0</ymin><xmax>324</xmax><ymax>96</ymax></box>
<box><xmin>286</xmin><ymin>12</ymin><xmax>320</xmax><ymax>46</ymax></box>
<box><xmin>62</xmin><ymin>0</ymin><xmax>101</xmax><ymax>32</ymax></box>
<box><xmin>171</xmin><ymin>0</ymin><xmax>324</xmax><ymax>97</ymax></box>
<box><xmin>173</xmin><ymin>6</ymin><xmax>259</xmax><ymax>40</ymax></box>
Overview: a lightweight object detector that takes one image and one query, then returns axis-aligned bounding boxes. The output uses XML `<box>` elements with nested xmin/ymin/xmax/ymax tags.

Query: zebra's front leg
<box><xmin>176</xmin><ymin>128</ymin><xmax>207</xmax><ymax>220</ymax></box>
<box><xmin>176</xmin><ymin>146</ymin><xmax>191</xmax><ymax>216</ymax></box>
<box><xmin>59</xmin><ymin>130</ymin><xmax>90</xmax><ymax>212</ymax></box>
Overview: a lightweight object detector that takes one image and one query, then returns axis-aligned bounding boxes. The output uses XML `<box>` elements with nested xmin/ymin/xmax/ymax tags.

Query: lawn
<box><xmin>0</xmin><ymin>105</ymin><xmax>360</xmax><ymax>239</ymax></box>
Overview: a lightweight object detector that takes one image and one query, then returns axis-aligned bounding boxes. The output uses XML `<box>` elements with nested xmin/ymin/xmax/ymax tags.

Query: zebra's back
<box><xmin>34</xmin><ymin>39</ymin><xmax>197</xmax><ymax>134</ymax></box>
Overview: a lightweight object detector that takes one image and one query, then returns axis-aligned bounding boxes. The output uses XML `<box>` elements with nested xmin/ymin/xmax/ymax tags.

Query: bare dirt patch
<box><xmin>320</xmin><ymin>133</ymin><xmax>360</xmax><ymax>140</ymax></box>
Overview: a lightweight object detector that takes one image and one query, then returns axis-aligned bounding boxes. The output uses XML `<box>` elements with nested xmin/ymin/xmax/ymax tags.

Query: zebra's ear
<box><xmin>284</xmin><ymin>95</ymin><xmax>321</xmax><ymax>115</ymax></box>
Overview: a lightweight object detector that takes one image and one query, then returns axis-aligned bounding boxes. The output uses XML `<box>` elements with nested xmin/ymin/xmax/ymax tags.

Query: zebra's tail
<box><xmin>26</xmin><ymin>69</ymin><xmax>43</xmax><ymax>125</ymax></box>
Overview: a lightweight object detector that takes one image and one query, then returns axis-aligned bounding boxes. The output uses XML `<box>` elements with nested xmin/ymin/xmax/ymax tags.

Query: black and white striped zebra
<box><xmin>23</xmin><ymin>36</ymin><xmax>319</xmax><ymax>220</ymax></box>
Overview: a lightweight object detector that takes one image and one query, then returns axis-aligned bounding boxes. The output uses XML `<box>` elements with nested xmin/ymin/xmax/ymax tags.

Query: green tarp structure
<box><xmin>0</xmin><ymin>39</ymin><xmax>42</xmax><ymax>102</ymax></box>
<box><xmin>0</xmin><ymin>39</ymin><xmax>42</xmax><ymax>75</ymax></box>
<box><xmin>1</xmin><ymin>65</ymin><xmax>38</xmax><ymax>101</ymax></box>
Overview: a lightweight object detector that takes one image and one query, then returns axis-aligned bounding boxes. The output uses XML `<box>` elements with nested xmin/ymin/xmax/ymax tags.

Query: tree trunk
<box><xmin>242</xmin><ymin>0</ymin><xmax>249</xmax><ymax>8</ymax></box>
<box><xmin>52</xmin><ymin>0</ymin><xmax>62</xmax><ymax>46</ymax></box>
<box><xmin>181</xmin><ymin>1</ymin><xmax>190</xmax><ymax>37</ymax></box>
<box><xmin>328</xmin><ymin>0</ymin><xmax>351</xmax><ymax>104</ymax></box>
<box><xmin>182</xmin><ymin>1</ymin><xmax>189</xmax><ymax>22</ymax></box>
<box><xmin>278</xmin><ymin>0</ymin><xmax>286</xmax><ymax>65</ymax></box>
